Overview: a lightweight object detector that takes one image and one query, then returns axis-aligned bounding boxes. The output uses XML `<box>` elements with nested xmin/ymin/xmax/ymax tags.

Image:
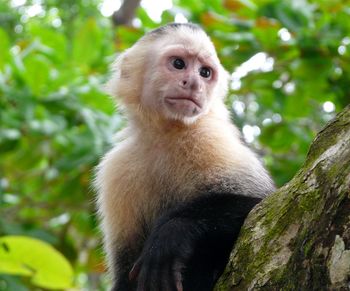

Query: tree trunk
<box><xmin>216</xmin><ymin>105</ymin><xmax>350</xmax><ymax>290</ymax></box>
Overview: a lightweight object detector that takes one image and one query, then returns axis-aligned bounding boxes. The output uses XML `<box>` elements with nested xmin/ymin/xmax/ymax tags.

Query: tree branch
<box><xmin>217</xmin><ymin>105</ymin><xmax>350</xmax><ymax>290</ymax></box>
<box><xmin>112</xmin><ymin>0</ymin><xmax>141</xmax><ymax>26</ymax></box>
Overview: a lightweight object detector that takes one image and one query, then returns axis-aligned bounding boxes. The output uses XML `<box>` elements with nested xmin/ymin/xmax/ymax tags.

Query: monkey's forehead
<box><xmin>152</xmin><ymin>31</ymin><xmax>218</xmax><ymax>60</ymax></box>
<box><xmin>152</xmin><ymin>43</ymin><xmax>217</xmax><ymax>67</ymax></box>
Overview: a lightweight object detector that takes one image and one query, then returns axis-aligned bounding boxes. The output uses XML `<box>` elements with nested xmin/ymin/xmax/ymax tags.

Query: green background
<box><xmin>0</xmin><ymin>0</ymin><xmax>349</xmax><ymax>289</ymax></box>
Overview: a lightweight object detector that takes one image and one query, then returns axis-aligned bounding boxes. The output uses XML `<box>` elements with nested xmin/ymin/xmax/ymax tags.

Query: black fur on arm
<box><xmin>129</xmin><ymin>193</ymin><xmax>262</xmax><ymax>291</ymax></box>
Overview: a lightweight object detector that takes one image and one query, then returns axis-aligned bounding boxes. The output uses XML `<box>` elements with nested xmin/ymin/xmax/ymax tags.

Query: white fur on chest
<box><xmin>95</xmin><ymin>117</ymin><xmax>272</xmax><ymax>244</ymax></box>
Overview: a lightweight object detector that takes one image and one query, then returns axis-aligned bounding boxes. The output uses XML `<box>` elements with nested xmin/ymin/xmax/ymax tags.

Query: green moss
<box><xmin>298</xmin><ymin>190</ymin><xmax>321</xmax><ymax>212</ymax></box>
<box><xmin>222</xmin><ymin>106</ymin><xmax>350</xmax><ymax>290</ymax></box>
<box><xmin>302</xmin><ymin>235</ymin><xmax>315</xmax><ymax>257</ymax></box>
<box><xmin>305</xmin><ymin>105</ymin><xmax>350</xmax><ymax>167</ymax></box>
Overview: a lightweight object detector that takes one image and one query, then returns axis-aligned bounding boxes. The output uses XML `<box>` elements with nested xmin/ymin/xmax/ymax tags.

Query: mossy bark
<box><xmin>216</xmin><ymin>105</ymin><xmax>350</xmax><ymax>290</ymax></box>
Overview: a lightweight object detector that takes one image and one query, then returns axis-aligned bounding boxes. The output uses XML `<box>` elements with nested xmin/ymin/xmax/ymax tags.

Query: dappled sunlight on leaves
<box><xmin>0</xmin><ymin>0</ymin><xmax>349</xmax><ymax>289</ymax></box>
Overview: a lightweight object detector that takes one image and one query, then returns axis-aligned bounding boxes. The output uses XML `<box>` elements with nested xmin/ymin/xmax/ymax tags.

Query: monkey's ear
<box><xmin>105</xmin><ymin>48</ymin><xmax>143</xmax><ymax>105</ymax></box>
<box><xmin>215</xmin><ymin>67</ymin><xmax>230</xmax><ymax>100</ymax></box>
<box><xmin>104</xmin><ymin>51</ymin><xmax>128</xmax><ymax>98</ymax></box>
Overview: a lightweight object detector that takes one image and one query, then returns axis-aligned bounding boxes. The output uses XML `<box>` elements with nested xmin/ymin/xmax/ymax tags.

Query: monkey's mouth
<box><xmin>165</xmin><ymin>96</ymin><xmax>202</xmax><ymax>108</ymax></box>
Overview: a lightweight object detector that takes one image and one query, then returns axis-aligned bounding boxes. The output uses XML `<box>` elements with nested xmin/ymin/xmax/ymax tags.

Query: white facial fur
<box><xmin>106</xmin><ymin>25</ymin><xmax>229</xmax><ymax>125</ymax></box>
<box><xmin>140</xmin><ymin>28</ymin><xmax>228</xmax><ymax>124</ymax></box>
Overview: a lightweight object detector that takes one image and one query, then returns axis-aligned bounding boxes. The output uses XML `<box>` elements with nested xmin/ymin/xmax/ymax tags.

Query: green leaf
<box><xmin>259</xmin><ymin>0</ymin><xmax>313</xmax><ymax>32</ymax></box>
<box><xmin>72</xmin><ymin>18</ymin><xmax>102</xmax><ymax>68</ymax></box>
<box><xmin>0</xmin><ymin>236</ymin><xmax>74</xmax><ymax>289</ymax></box>
<box><xmin>223</xmin><ymin>0</ymin><xmax>257</xmax><ymax>18</ymax></box>
<box><xmin>0</xmin><ymin>28</ymin><xmax>10</xmax><ymax>69</ymax></box>
<box><xmin>252</xmin><ymin>17</ymin><xmax>281</xmax><ymax>50</ymax></box>
<box><xmin>27</xmin><ymin>24</ymin><xmax>67</xmax><ymax>63</ymax></box>
<box><xmin>22</xmin><ymin>54</ymin><xmax>50</xmax><ymax>96</ymax></box>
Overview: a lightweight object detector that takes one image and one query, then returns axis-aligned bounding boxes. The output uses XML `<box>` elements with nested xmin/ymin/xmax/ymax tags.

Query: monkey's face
<box><xmin>141</xmin><ymin>40</ymin><xmax>223</xmax><ymax>124</ymax></box>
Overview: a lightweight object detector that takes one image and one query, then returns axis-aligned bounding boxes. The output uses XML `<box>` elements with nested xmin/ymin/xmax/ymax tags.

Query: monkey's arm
<box><xmin>130</xmin><ymin>193</ymin><xmax>261</xmax><ymax>291</ymax></box>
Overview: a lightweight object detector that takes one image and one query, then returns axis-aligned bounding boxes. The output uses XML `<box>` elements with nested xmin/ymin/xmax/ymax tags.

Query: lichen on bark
<box><xmin>216</xmin><ymin>105</ymin><xmax>350</xmax><ymax>290</ymax></box>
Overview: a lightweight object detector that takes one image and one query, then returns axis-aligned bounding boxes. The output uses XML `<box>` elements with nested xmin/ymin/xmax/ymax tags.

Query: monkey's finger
<box><xmin>173</xmin><ymin>261</ymin><xmax>184</xmax><ymax>291</ymax></box>
<box><xmin>136</xmin><ymin>253</ymin><xmax>163</xmax><ymax>291</ymax></box>
<box><xmin>174</xmin><ymin>271</ymin><xmax>183</xmax><ymax>291</ymax></box>
<box><xmin>145</xmin><ymin>267</ymin><xmax>158</xmax><ymax>291</ymax></box>
<box><xmin>129</xmin><ymin>260</ymin><xmax>142</xmax><ymax>281</ymax></box>
<box><xmin>142</xmin><ymin>262</ymin><xmax>164</xmax><ymax>291</ymax></box>
<box><xmin>135</xmin><ymin>264</ymin><xmax>150</xmax><ymax>291</ymax></box>
<box><xmin>160</xmin><ymin>261</ymin><xmax>179</xmax><ymax>291</ymax></box>
<box><xmin>151</xmin><ymin>255</ymin><xmax>174</xmax><ymax>291</ymax></box>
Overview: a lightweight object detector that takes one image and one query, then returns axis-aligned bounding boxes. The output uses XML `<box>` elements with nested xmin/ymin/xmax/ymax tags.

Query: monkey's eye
<box><xmin>172</xmin><ymin>58</ymin><xmax>186</xmax><ymax>70</ymax></box>
<box><xmin>199</xmin><ymin>67</ymin><xmax>211</xmax><ymax>78</ymax></box>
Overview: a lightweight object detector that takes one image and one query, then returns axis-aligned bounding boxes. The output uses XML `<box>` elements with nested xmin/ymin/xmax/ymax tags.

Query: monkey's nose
<box><xmin>179</xmin><ymin>77</ymin><xmax>200</xmax><ymax>91</ymax></box>
<box><xmin>180</xmin><ymin>80</ymin><xmax>188</xmax><ymax>88</ymax></box>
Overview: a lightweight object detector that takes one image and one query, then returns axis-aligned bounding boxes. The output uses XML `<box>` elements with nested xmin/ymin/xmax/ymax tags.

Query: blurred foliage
<box><xmin>0</xmin><ymin>236</ymin><xmax>74</xmax><ymax>289</ymax></box>
<box><xmin>0</xmin><ymin>0</ymin><xmax>349</xmax><ymax>289</ymax></box>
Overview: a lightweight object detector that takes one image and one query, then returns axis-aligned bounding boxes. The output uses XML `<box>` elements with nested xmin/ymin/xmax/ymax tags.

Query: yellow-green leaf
<box><xmin>0</xmin><ymin>236</ymin><xmax>74</xmax><ymax>289</ymax></box>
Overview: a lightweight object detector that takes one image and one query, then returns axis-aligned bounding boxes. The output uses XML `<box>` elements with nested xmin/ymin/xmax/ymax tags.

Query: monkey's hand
<box><xmin>130</xmin><ymin>193</ymin><xmax>261</xmax><ymax>291</ymax></box>
<box><xmin>129</xmin><ymin>194</ymin><xmax>261</xmax><ymax>291</ymax></box>
<box><xmin>129</xmin><ymin>217</ymin><xmax>194</xmax><ymax>291</ymax></box>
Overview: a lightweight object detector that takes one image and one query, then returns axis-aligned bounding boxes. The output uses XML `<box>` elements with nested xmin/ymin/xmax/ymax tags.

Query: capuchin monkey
<box><xmin>95</xmin><ymin>23</ymin><xmax>275</xmax><ymax>291</ymax></box>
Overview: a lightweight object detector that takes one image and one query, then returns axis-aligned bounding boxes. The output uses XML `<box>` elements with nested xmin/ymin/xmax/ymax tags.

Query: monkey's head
<box><xmin>107</xmin><ymin>23</ymin><xmax>229</xmax><ymax>125</ymax></box>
